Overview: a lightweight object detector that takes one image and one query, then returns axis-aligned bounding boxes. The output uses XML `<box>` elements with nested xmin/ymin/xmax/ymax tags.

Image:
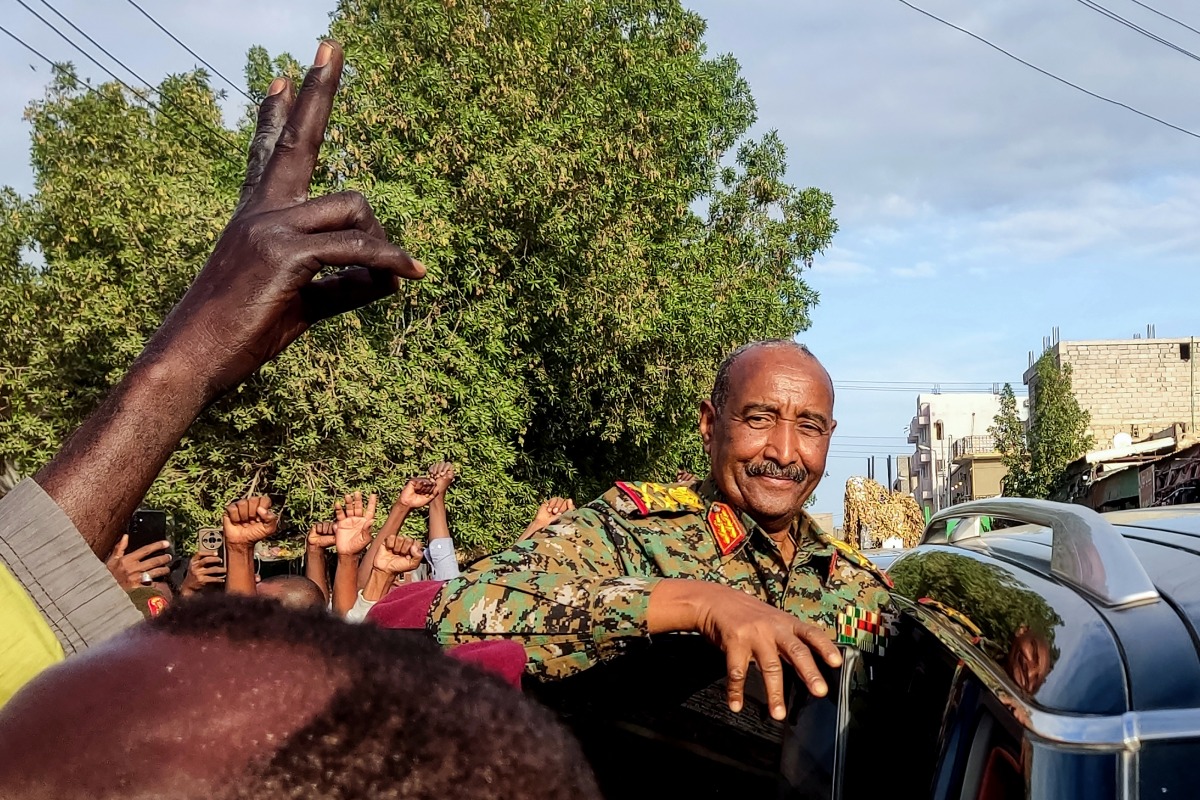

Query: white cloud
<box><xmin>891</xmin><ymin>262</ymin><xmax>937</xmax><ymax>279</ymax></box>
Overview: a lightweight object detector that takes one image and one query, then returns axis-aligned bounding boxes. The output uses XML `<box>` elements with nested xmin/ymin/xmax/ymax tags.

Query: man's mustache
<box><xmin>745</xmin><ymin>462</ymin><xmax>807</xmax><ymax>483</ymax></box>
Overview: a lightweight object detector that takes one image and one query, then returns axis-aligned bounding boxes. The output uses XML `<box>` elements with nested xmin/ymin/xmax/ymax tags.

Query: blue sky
<box><xmin>4</xmin><ymin>0</ymin><xmax>1200</xmax><ymax>522</ymax></box>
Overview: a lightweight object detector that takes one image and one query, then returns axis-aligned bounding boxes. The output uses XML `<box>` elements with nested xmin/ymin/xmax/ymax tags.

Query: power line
<box><xmin>1071</xmin><ymin>0</ymin><xmax>1200</xmax><ymax>64</ymax></box>
<box><xmin>121</xmin><ymin>0</ymin><xmax>255</xmax><ymax>104</ymax></box>
<box><xmin>833</xmin><ymin>385</ymin><xmax>1015</xmax><ymax>394</ymax></box>
<box><xmin>833</xmin><ymin>435</ymin><xmax>911</xmax><ymax>440</ymax></box>
<box><xmin>28</xmin><ymin>0</ymin><xmax>243</xmax><ymax>156</ymax></box>
<box><xmin>896</xmin><ymin>0</ymin><xmax>1200</xmax><ymax>141</ymax></box>
<box><xmin>1</xmin><ymin>23</ymin><xmax>109</xmax><ymax>99</ymax></box>
<box><xmin>829</xmin><ymin>442</ymin><xmax>914</xmax><ymax>449</ymax></box>
<box><xmin>835</xmin><ymin>379</ymin><xmax>1018</xmax><ymax>386</ymax></box>
<box><xmin>12</xmin><ymin>0</ymin><xmax>242</xmax><ymax>166</ymax></box>
<box><xmin>828</xmin><ymin>454</ymin><xmax>908</xmax><ymax>460</ymax></box>
<box><xmin>832</xmin><ymin>379</ymin><xmax>1026</xmax><ymax>393</ymax></box>
<box><xmin>1126</xmin><ymin>0</ymin><xmax>1200</xmax><ymax>38</ymax></box>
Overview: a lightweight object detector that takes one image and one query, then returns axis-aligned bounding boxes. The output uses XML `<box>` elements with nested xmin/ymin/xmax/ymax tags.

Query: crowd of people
<box><xmin>104</xmin><ymin>463</ymin><xmax>581</xmax><ymax>624</ymax></box>
<box><xmin>0</xmin><ymin>37</ymin><xmax>885</xmax><ymax>800</ymax></box>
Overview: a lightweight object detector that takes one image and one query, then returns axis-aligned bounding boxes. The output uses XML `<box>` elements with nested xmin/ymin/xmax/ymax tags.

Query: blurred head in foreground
<box><xmin>0</xmin><ymin>595</ymin><xmax>599</xmax><ymax>800</ymax></box>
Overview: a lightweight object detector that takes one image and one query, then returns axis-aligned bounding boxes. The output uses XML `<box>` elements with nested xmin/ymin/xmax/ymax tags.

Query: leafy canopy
<box><xmin>990</xmin><ymin>354</ymin><xmax>1093</xmax><ymax>499</ymax></box>
<box><xmin>0</xmin><ymin>0</ymin><xmax>835</xmax><ymax>553</ymax></box>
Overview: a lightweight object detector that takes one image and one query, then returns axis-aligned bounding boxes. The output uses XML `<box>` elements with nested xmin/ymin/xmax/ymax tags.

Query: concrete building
<box><xmin>948</xmin><ymin>435</ymin><xmax>1008</xmax><ymax>506</ymax></box>
<box><xmin>1026</xmin><ymin>336</ymin><xmax>1200</xmax><ymax>448</ymax></box>
<box><xmin>892</xmin><ymin>454</ymin><xmax>917</xmax><ymax>495</ymax></box>
<box><xmin>907</xmin><ymin>393</ymin><xmax>1028</xmax><ymax>517</ymax></box>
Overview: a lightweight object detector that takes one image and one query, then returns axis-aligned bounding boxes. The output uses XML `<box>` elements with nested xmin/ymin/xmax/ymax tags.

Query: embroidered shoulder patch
<box><xmin>828</xmin><ymin>537</ymin><xmax>894</xmax><ymax>589</ymax></box>
<box><xmin>615</xmin><ymin>481</ymin><xmax>705</xmax><ymax>516</ymax></box>
<box><xmin>707</xmin><ymin>502</ymin><xmax>747</xmax><ymax>556</ymax></box>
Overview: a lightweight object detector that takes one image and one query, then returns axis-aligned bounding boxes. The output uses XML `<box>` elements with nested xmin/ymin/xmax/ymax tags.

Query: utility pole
<box><xmin>887</xmin><ymin>455</ymin><xmax>893</xmax><ymax>490</ymax></box>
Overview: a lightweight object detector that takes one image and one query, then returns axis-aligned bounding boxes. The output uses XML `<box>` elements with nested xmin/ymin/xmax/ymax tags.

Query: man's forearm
<box><xmin>333</xmin><ymin>553</ymin><xmax>360</xmax><ymax>616</ymax></box>
<box><xmin>362</xmin><ymin>567</ymin><xmax>397</xmax><ymax>602</ymax></box>
<box><xmin>358</xmin><ymin>502</ymin><xmax>411</xmax><ymax>589</ymax></box>
<box><xmin>428</xmin><ymin>495</ymin><xmax>450</xmax><ymax>540</ymax></box>
<box><xmin>225</xmin><ymin>543</ymin><xmax>257</xmax><ymax>596</ymax></box>
<box><xmin>645</xmin><ymin>579</ymin><xmax>716</xmax><ymax>635</ymax></box>
<box><xmin>306</xmin><ymin>546</ymin><xmax>330</xmax><ymax>602</ymax></box>
<box><xmin>34</xmin><ymin>355</ymin><xmax>208</xmax><ymax>559</ymax></box>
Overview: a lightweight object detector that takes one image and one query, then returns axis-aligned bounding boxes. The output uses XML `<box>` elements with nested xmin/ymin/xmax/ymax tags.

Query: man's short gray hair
<box><xmin>709</xmin><ymin>339</ymin><xmax>818</xmax><ymax>415</ymax></box>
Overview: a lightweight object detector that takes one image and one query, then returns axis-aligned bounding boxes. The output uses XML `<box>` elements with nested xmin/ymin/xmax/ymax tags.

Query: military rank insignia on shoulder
<box><xmin>614</xmin><ymin>481</ymin><xmax>706</xmax><ymax>516</ymax></box>
<box><xmin>828</xmin><ymin>537</ymin><xmax>894</xmax><ymax>589</ymax></box>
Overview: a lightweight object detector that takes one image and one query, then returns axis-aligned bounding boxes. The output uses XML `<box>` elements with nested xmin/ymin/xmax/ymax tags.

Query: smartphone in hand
<box><xmin>128</xmin><ymin>509</ymin><xmax>169</xmax><ymax>552</ymax></box>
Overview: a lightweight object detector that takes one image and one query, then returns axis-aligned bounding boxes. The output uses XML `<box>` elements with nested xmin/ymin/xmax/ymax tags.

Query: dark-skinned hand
<box><xmin>144</xmin><ymin>40</ymin><xmax>425</xmax><ymax>398</ymax></box>
<box><xmin>307</xmin><ymin>520</ymin><xmax>336</xmax><ymax>549</ymax></box>
<box><xmin>693</xmin><ymin>584</ymin><xmax>843</xmax><ymax>721</ymax></box>
<box><xmin>373</xmin><ymin>534</ymin><xmax>425</xmax><ymax>575</ymax></box>
<box><xmin>105</xmin><ymin>535</ymin><xmax>173</xmax><ymax>591</ymax></box>
<box><xmin>32</xmin><ymin>39</ymin><xmax>426</xmax><ymax>561</ymax></box>
<box><xmin>397</xmin><ymin>477</ymin><xmax>438</xmax><ymax>510</ymax></box>
<box><xmin>334</xmin><ymin>491</ymin><xmax>378</xmax><ymax>555</ymax></box>
<box><xmin>427</xmin><ymin>462</ymin><xmax>456</xmax><ymax>496</ymax></box>
<box><xmin>179</xmin><ymin>550</ymin><xmax>225</xmax><ymax>596</ymax></box>
<box><xmin>222</xmin><ymin>496</ymin><xmax>279</xmax><ymax>547</ymax></box>
<box><xmin>532</xmin><ymin>497</ymin><xmax>575</xmax><ymax>530</ymax></box>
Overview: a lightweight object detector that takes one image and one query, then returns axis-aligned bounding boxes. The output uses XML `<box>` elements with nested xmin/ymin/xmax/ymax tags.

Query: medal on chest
<box><xmin>706</xmin><ymin>502</ymin><xmax>747</xmax><ymax>556</ymax></box>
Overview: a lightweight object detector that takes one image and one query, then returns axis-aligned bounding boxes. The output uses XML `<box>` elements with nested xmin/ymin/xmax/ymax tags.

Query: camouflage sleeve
<box><xmin>426</xmin><ymin>506</ymin><xmax>659</xmax><ymax>680</ymax></box>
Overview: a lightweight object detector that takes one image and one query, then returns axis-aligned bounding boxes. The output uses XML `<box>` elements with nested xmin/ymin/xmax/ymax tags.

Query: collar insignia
<box><xmin>707</xmin><ymin>502</ymin><xmax>747</xmax><ymax>556</ymax></box>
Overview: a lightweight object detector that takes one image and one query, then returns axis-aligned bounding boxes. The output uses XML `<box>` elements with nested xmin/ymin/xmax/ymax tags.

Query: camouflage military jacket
<box><xmin>428</xmin><ymin>478</ymin><xmax>893</xmax><ymax>680</ymax></box>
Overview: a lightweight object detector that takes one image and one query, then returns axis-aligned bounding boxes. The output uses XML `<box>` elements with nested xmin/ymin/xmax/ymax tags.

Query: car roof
<box><xmin>897</xmin><ymin>504</ymin><xmax>1200</xmax><ymax>715</ymax></box>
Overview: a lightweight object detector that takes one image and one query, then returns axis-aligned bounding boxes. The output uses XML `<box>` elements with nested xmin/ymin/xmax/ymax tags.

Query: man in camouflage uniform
<box><xmin>428</xmin><ymin>340</ymin><xmax>893</xmax><ymax>720</ymax></box>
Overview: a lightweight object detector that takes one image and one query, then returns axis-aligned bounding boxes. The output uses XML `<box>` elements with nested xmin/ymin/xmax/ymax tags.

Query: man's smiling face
<box><xmin>700</xmin><ymin>344</ymin><xmax>836</xmax><ymax>536</ymax></box>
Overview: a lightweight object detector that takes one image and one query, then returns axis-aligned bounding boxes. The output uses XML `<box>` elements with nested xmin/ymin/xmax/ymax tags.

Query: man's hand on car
<box><xmin>648</xmin><ymin>579</ymin><xmax>843</xmax><ymax>721</ymax></box>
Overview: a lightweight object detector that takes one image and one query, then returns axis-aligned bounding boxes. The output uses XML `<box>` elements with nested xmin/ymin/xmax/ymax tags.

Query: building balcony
<box><xmin>952</xmin><ymin>435</ymin><xmax>999</xmax><ymax>460</ymax></box>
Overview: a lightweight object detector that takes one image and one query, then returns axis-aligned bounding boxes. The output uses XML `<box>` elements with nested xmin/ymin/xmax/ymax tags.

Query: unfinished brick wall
<box><xmin>1024</xmin><ymin>339</ymin><xmax>1200</xmax><ymax>447</ymax></box>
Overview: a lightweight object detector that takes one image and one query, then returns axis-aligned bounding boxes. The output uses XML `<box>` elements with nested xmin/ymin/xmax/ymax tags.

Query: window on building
<box><xmin>1182</xmin><ymin>342</ymin><xmax>1191</xmax><ymax>361</ymax></box>
<box><xmin>934</xmin><ymin>421</ymin><xmax>944</xmax><ymax>441</ymax></box>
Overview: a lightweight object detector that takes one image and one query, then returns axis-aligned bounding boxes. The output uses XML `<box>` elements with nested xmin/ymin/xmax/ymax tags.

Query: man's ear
<box><xmin>699</xmin><ymin>400</ymin><xmax>716</xmax><ymax>455</ymax></box>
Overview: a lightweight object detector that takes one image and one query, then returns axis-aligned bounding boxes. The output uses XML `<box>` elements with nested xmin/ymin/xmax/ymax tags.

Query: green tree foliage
<box><xmin>990</xmin><ymin>355</ymin><xmax>1093</xmax><ymax>499</ymax></box>
<box><xmin>990</xmin><ymin>383</ymin><xmax>1037</xmax><ymax>498</ymax></box>
<box><xmin>0</xmin><ymin>1</ymin><xmax>835</xmax><ymax>553</ymax></box>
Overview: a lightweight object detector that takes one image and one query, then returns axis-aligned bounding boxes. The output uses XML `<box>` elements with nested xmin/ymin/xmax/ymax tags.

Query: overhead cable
<box><xmin>896</xmin><ymin>0</ymin><xmax>1200</xmax><ymax>141</ymax></box>
<box><xmin>1071</xmin><ymin>0</ymin><xmax>1200</xmax><ymax>64</ymax></box>
<box><xmin>1126</xmin><ymin>0</ymin><xmax>1200</xmax><ymax>38</ymax></box>
<box><xmin>121</xmin><ymin>0</ymin><xmax>255</xmax><ymax>104</ymax></box>
<box><xmin>28</xmin><ymin>0</ymin><xmax>242</xmax><ymax>156</ymax></box>
<box><xmin>12</xmin><ymin>0</ymin><xmax>241</xmax><ymax>165</ymax></box>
